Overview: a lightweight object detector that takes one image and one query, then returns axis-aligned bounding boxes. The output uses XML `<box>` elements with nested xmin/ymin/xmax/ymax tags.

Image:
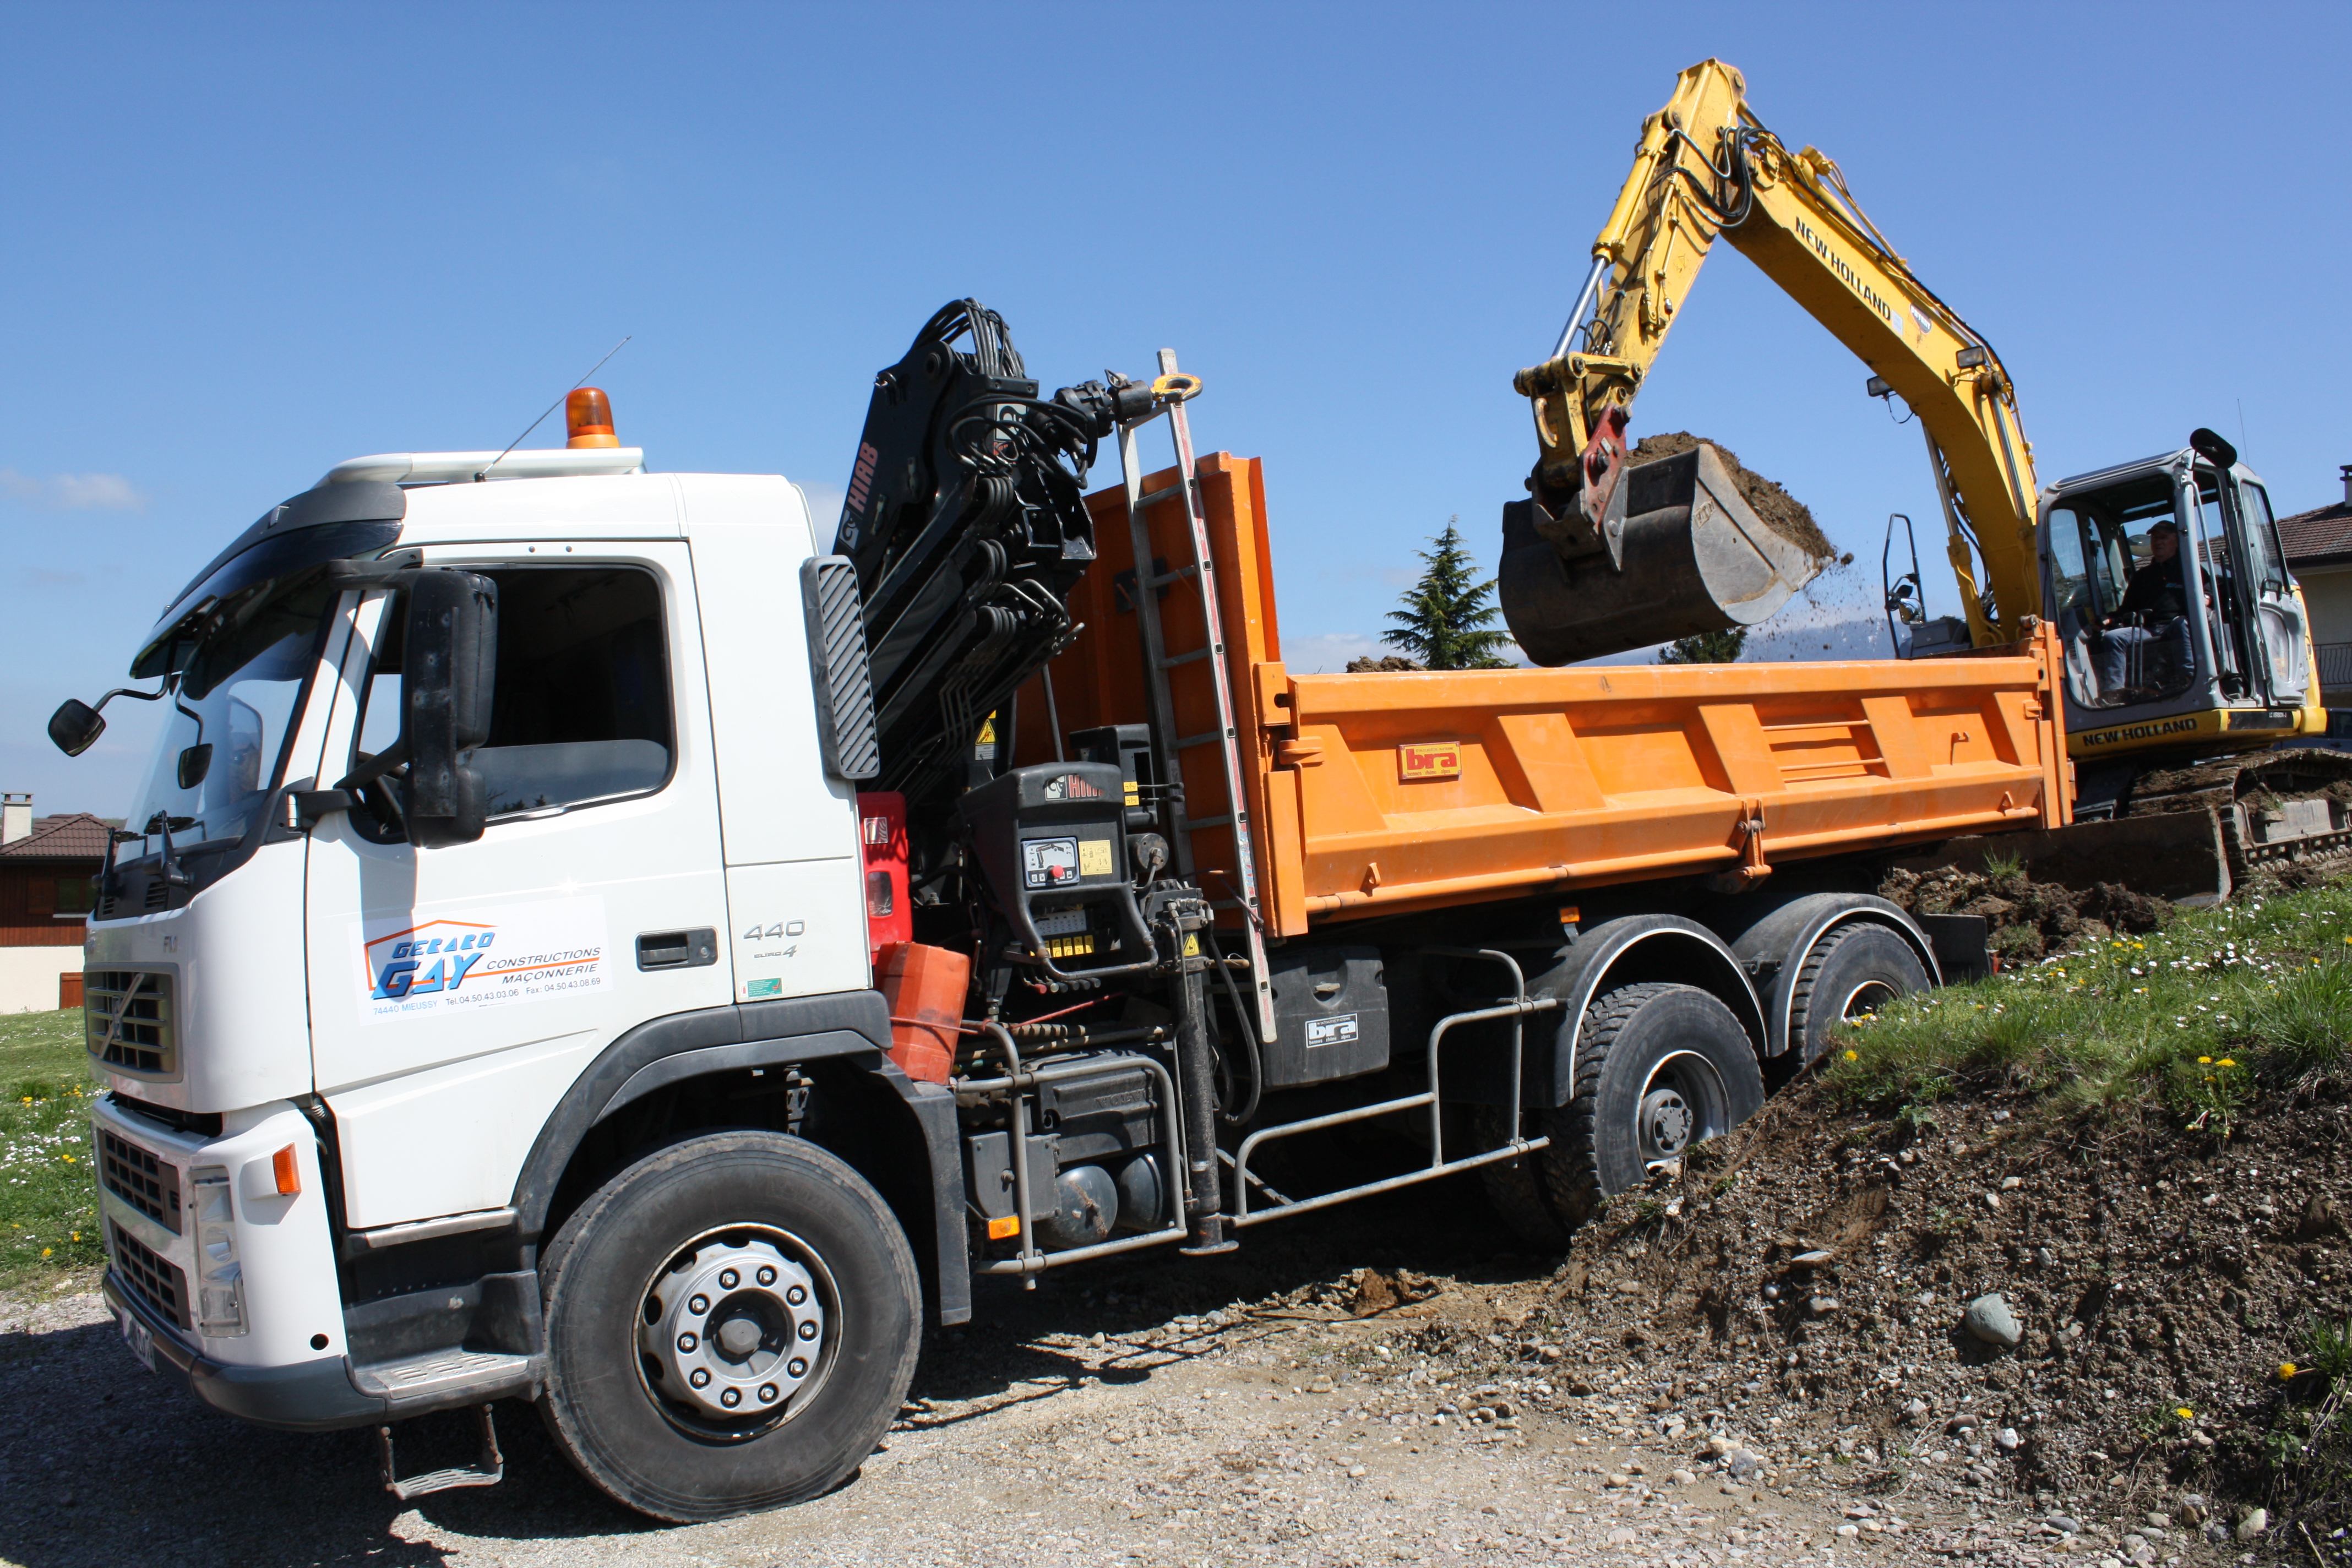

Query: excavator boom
<box><xmin>1505</xmin><ymin>59</ymin><xmax>2040</xmax><ymax>656</ymax></box>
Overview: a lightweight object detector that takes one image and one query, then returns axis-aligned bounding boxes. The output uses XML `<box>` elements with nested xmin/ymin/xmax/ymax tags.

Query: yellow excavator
<box><xmin>1498</xmin><ymin>57</ymin><xmax>2352</xmax><ymax>883</ymax></box>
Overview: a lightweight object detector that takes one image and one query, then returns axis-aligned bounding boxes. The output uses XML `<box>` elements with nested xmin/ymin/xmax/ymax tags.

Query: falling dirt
<box><xmin>1632</xmin><ymin>431</ymin><xmax>1838</xmax><ymax>567</ymax></box>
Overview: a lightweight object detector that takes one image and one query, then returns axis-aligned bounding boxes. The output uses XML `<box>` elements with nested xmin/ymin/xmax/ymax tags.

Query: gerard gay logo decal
<box><xmin>1397</xmin><ymin>742</ymin><xmax>1463</xmax><ymax>781</ymax></box>
<box><xmin>350</xmin><ymin>895</ymin><xmax>608</xmax><ymax>1025</ymax></box>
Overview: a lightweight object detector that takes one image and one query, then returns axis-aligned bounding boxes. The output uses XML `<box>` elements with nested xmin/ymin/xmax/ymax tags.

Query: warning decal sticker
<box><xmin>350</xmin><ymin>895</ymin><xmax>608</xmax><ymax>1026</ymax></box>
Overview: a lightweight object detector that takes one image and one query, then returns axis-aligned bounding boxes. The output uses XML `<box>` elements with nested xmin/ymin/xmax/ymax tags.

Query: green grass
<box><xmin>1827</xmin><ymin>882</ymin><xmax>2352</xmax><ymax>1123</ymax></box>
<box><xmin>0</xmin><ymin>1008</ymin><xmax>103</xmax><ymax>1288</ymax></box>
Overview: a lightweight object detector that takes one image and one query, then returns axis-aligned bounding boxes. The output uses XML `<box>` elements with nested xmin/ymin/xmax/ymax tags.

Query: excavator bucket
<box><xmin>1499</xmin><ymin>442</ymin><xmax>1825</xmax><ymax>666</ymax></box>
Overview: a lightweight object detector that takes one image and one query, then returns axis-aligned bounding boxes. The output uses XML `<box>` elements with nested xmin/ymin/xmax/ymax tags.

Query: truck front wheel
<box><xmin>537</xmin><ymin>1130</ymin><xmax>922</xmax><ymax>1522</ymax></box>
<box><xmin>1539</xmin><ymin>982</ymin><xmax>1763</xmax><ymax>1223</ymax></box>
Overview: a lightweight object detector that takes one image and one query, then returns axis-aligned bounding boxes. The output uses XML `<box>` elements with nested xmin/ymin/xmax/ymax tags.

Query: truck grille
<box><xmin>98</xmin><ymin>1129</ymin><xmax>182</xmax><ymax>1234</ymax></box>
<box><xmin>85</xmin><ymin>971</ymin><xmax>174</xmax><ymax>1075</ymax></box>
<box><xmin>108</xmin><ymin>1219</ymin><xmax>190</xmax><ymax>1331</ymax></box>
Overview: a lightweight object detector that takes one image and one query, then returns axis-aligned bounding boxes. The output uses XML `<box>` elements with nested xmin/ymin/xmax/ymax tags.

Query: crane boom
<box><xmin>1515</xmin><ymin>58</ymin><xmax>2040</xmax><ymax>646</ymax></box>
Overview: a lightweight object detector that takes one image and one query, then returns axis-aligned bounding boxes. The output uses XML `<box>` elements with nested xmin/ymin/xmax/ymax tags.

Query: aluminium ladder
<box><xmin>1115</xmin><ymin>352</ymin><xmax>1278</xmax><ymax>1041</ymax></box>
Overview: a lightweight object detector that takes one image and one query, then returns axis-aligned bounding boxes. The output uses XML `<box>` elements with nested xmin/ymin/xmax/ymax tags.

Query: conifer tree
<box><xmin>1381</xmin><ymin>518</ymin><xmax>1515</xmax><ymax>669</ymax></box>
<box><xmin>1657</xmin><ymin>627</ymin><xmax>1748</xmax><ymax>665</ymax></box>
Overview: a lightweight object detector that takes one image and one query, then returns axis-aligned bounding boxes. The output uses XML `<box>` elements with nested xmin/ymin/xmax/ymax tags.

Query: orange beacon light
<box><xmin>566</xmin><ymin>387</ymin><xmax>619</xmax><ymax>449</ymax></box>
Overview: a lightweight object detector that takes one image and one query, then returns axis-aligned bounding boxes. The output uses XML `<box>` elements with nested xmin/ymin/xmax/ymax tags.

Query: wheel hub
<box><xmin>1640</xmin><ymin>1087</ymin><xmax>1693</xmax><ymax>1156</ymax></box>
<box><xmin>640</xmin><ymin>1235</ymin><xmax>826</xmax><ymax>1420</ymax></box>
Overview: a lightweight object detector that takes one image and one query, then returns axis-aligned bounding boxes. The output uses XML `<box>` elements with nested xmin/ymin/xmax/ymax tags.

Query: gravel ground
<box><xmin>0</xmin><ymin>1174</ymin><xmax>2250</xmax><ymax>1568</ymax></box>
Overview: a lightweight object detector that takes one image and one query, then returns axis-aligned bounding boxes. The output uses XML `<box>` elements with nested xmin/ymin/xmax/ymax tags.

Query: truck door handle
<box><xmin>636</xmin><ymin>928</ymin><xmax>718</xmax><ymax>971</ymax></box>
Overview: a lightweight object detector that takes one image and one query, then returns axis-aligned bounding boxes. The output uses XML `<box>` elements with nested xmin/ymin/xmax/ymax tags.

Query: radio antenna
<box><xmin>474</xmin><ymin>336</ymin><xmax>633</xmax><ymax>480</ymax></box>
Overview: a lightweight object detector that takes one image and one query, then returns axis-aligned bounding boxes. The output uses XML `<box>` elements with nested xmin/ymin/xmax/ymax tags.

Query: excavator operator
<box><xmin>2097</xmin><ymin>520</ymin><xmax>2192</xmax><ymax>699</ymax></box>
<box><xmin>2109</xmin><ymin>521</ymin><xmax>2187</xmax><ymax>627</ymax></box>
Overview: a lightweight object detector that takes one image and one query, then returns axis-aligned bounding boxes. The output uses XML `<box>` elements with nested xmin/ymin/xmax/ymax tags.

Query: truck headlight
<box><xmin>188</xmin><ymin>1165</ymin><xmax>247</xmax><ymax>1337</ymax></box>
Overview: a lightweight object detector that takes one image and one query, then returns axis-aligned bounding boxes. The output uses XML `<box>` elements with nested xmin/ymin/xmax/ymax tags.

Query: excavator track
<box><xmin>2124</xmin><ymin>747</ymin><xmax>2352</xmax><ymax>889</ymax></box>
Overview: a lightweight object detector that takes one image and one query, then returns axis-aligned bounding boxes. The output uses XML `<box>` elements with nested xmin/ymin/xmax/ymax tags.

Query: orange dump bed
<box><xmin>1014</xmin><ymin>453</ymin><xmax>2067</xmax><ymax>940</ymax></box>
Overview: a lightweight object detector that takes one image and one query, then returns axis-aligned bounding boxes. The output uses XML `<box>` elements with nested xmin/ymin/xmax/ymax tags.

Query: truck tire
<box><xmin>1538</xmin><ymin>983</ymin><xmax>1763</xmax><ymax>1224</ymax></box>
<box><xmin>1786</xmin><ymin>923</ymin><xmax>1926</xmax><ymax>1067</ymax></box>
<box><xmin>1468</xmin><ymin>1105</ymin><xmax>1575</xmax><ymax>1253</ymax></box>
<box><xmin>537</xmin><ymin>1130</ymin><xmax>922</xmax><ymax>1522</ymax></box>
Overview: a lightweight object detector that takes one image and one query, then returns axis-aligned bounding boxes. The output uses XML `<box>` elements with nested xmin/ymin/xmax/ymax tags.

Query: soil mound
<box><xmin>1517</xmin><ymin>1082</ymin><xmax>2351</xmax><ymax>1545</ymax></box>
<box><xmin>1631</xmin><ymin>431</ymin><xmax>1837</xmax><ymax>566</ymax></box>
<box><xmin>1346</xmin><ymin>655</ymin><xmax>1425</xmax><ymax>672</ymax></box>
<box><xmin>1880</xmin><ymin>862</ymin><xmax>2171</xmax><ymax>963</ymax></box>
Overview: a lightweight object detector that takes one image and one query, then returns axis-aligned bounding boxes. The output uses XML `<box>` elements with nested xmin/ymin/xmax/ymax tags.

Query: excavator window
<box><xmin>2048</xmin><ymin>477</ymin><xmax>2198</xmax><ymax>711</ymax></box>
<box><xmin>2191</xmin><ymin>473</ymin><xmax>2253</xmax><ymax>696</ymax></box>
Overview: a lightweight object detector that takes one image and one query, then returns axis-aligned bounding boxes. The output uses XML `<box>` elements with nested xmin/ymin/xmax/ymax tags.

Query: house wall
<box><xmin>0</xmin><ymin>947</ymin><xmax>83</xmax><ymax>1014</ymax></box>
<box><xmin>0</xmin><ymin>863</ymin><xmax>95</xmax><ymax>1013</ymax></box>
<box><xmin>2298</xmin><ymin>564</ymin><xmax>2352</xmax><ymax>649</ymax></box>
<box><xmin>0</xmin><ymin>864</ymin><xmax>92</xmax><ymax>946</ymax></box>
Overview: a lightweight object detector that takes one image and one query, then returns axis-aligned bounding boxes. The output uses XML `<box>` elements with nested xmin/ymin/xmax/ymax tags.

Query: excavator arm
<box><xmin>1515</xmin><ymin>58</ymin><xmax>2040</xmax><ymax>648</ymax></box>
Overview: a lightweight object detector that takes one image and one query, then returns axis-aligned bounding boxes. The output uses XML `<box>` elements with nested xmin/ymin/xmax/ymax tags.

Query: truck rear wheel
<box><xmin>1539</xmin><ymin>982</ymin><xmax>1762</xmax><ymax>1223</ymax></box>
<box><xmin>537</xmin><ymin>1130</ymin><xmax>921</xmax><ymax>1522</ymax></box>
<box><xmin>1787</xmin><ymin>923</ymin><xmax>1926</xmax><ymax>1066</ymax></box>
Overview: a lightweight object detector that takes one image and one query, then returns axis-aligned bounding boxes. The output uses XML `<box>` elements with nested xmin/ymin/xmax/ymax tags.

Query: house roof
<box><xmin>0</xmin><ymin>813</ymin><xmax>113</xmax><ymax>862</ymax></box>
<box><xmin>2279</xmin><ymin>497</ymin><xmax>2352</xmax><ymax>569</ymax></box>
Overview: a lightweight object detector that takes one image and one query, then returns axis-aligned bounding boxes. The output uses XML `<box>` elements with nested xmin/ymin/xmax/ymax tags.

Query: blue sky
<box><xmin>6</xmin><ymin>2</ymin><xmax>2347</xmax><ymax>816</ymax></box>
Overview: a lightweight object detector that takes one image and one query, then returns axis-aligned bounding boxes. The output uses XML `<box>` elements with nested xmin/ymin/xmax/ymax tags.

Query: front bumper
<box><xmin>94</xmin><ymin>1096</ymin><xmax>377</xmax><ymax>1429</ymax></box>
<box><xmin>102</xmin><ymin>1271</ymin><xmax>386</xmax><ymax>1430</ymax></box>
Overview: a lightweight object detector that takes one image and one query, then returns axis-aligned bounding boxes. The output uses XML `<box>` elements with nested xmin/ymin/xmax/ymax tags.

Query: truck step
<box><xmin>353</xmin><ymin>1347</ymin><xmax>534</xmax><ymax>1401</ymax></box>
<box><xmin>375</xmin><ymin>1403</ymin><xmax>504</xmax><ymax>1501</ymax></box>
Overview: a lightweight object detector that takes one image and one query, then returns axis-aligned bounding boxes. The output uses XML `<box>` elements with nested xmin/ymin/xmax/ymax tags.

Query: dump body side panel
<box><xmin>1018</xmin><ymin>454</ymin><xmax>2067</xmax><ymax>938</ymax></box>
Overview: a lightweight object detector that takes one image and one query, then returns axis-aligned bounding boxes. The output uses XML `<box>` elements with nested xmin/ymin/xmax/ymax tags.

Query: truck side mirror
<box><xmin>48</xmin><ymin>699</ymin><xmax>105</xmax><ymax>757</ymax></box>
<box><xmin>176</xmin><ymin>743</ymin><xmax>213</xmax><ymax>791</ymax></box>
<box><xmin>400</xmin><ymin>570</ymin><xmax>499</xmax><ymax>848</ymax></box>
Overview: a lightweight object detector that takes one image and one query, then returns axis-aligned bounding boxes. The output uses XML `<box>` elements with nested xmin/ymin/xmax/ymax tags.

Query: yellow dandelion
<box><xmin>2280</xmin><ymin>1362</ymin><xmax>2299</xmax><ymax>1380</ymax></box>
<box><xmin>59</xmin><ymin>1153</ymin><xmax>73</xmax><ymax>1163</ymax></box>
<box><xmin>68</xmin><ymin>1232</ymin><xmax>78</xmax><ymax>1243</ymax></box>
<box><xmin>2175</xmin><ymin>1407</ymin><xmax>2193</xmax><ymax>1420</ymax></box>
<box><xmin>2217</xmin><ymin>1058</ymin><xmax>2237</xmax><ymax>1068</ymax></box>
<box><xmin>2198</xmin><ymin>1057</ymin><xmax>2212</xmax><ymax>1064</ymax></box>
<box><xmin>1843</xmin><ymin>1049</ymin><xmax>1859</xmax><ymax>1061</ymax></box>
<box><xmin>40</xmin><ymin>1248</ymin><xmax>50</xmax><ymax>1259</ymax></box>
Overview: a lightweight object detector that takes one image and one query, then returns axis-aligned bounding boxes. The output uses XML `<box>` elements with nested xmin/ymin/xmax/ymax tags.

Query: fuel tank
<box><xmin>1499</xmin><ymin>441</ymin><xmax>1825</xmax><ymax>666</ymax></box>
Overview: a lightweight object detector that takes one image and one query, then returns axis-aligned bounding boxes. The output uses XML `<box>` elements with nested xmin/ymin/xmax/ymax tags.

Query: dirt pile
<box><xmin>1518</xmin><ymin>1083</ymin><xmax>2351</xmax><ymax>1547</ymax></box>
<box><xmin>1216</xmin><ymin>1080</ymin><xmax>2351</xmax><ymax>1554</ymax></box>
<box><xmin>1631</xmin><ymin>431</ymin><xmax>1837</xmax><ymax>566</ymax></box>
<box><xmin>1880</xmin><ymin>863</ymin><xmax>2172</xmax><ymax>962</ymax></box>
<box><xmin>1345</xmin><ymin>654</ymin><xmax>1425</xmax><ymax>672</ymax></box>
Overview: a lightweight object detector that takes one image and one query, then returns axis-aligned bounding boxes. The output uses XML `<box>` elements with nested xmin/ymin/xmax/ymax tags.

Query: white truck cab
<box><xmin>78</xmin><ymin>424</ymin><xmax>961</xmax><ymax>1513</ymax></box>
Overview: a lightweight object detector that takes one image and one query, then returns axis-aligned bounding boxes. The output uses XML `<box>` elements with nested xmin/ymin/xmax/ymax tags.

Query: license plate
<box><xmin>116</xmin><ymin>1306</ymin><xmax>156</xmax><ymax>1374</ymax></box>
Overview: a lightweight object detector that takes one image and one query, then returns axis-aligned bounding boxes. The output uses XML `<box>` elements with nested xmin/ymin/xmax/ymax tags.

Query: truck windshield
<box><xmin>126</xmin><ymin>577</ymin><xmax>336</xmax><ymax>850</ymax></box>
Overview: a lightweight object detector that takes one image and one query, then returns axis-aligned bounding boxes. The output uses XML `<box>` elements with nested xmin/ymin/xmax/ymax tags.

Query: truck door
<box><xmin>302</xmin><ymin>545</ymin><xmax>732</xmax><ymax>1233</ymax></box>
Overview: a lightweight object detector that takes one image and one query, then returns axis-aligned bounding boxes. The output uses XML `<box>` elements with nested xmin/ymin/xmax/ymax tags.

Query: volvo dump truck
<box><xmin>45</xmin><ymin>62</ymin><xmax>2330</xmax><ymax>1524</ymax></box>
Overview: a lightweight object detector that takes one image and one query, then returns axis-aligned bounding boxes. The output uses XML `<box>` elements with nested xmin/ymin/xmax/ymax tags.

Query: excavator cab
<box><xmin>2038</xmin><ymin>433</ymin><xmax>2313</xmax><ymax>755</ymax></box>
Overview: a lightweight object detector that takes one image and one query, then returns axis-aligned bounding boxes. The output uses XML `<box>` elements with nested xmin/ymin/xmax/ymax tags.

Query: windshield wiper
<box><xmin>142</xmin><ymin>812</ymin><xmax>197</xmax><ymax>890</ymax></box>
